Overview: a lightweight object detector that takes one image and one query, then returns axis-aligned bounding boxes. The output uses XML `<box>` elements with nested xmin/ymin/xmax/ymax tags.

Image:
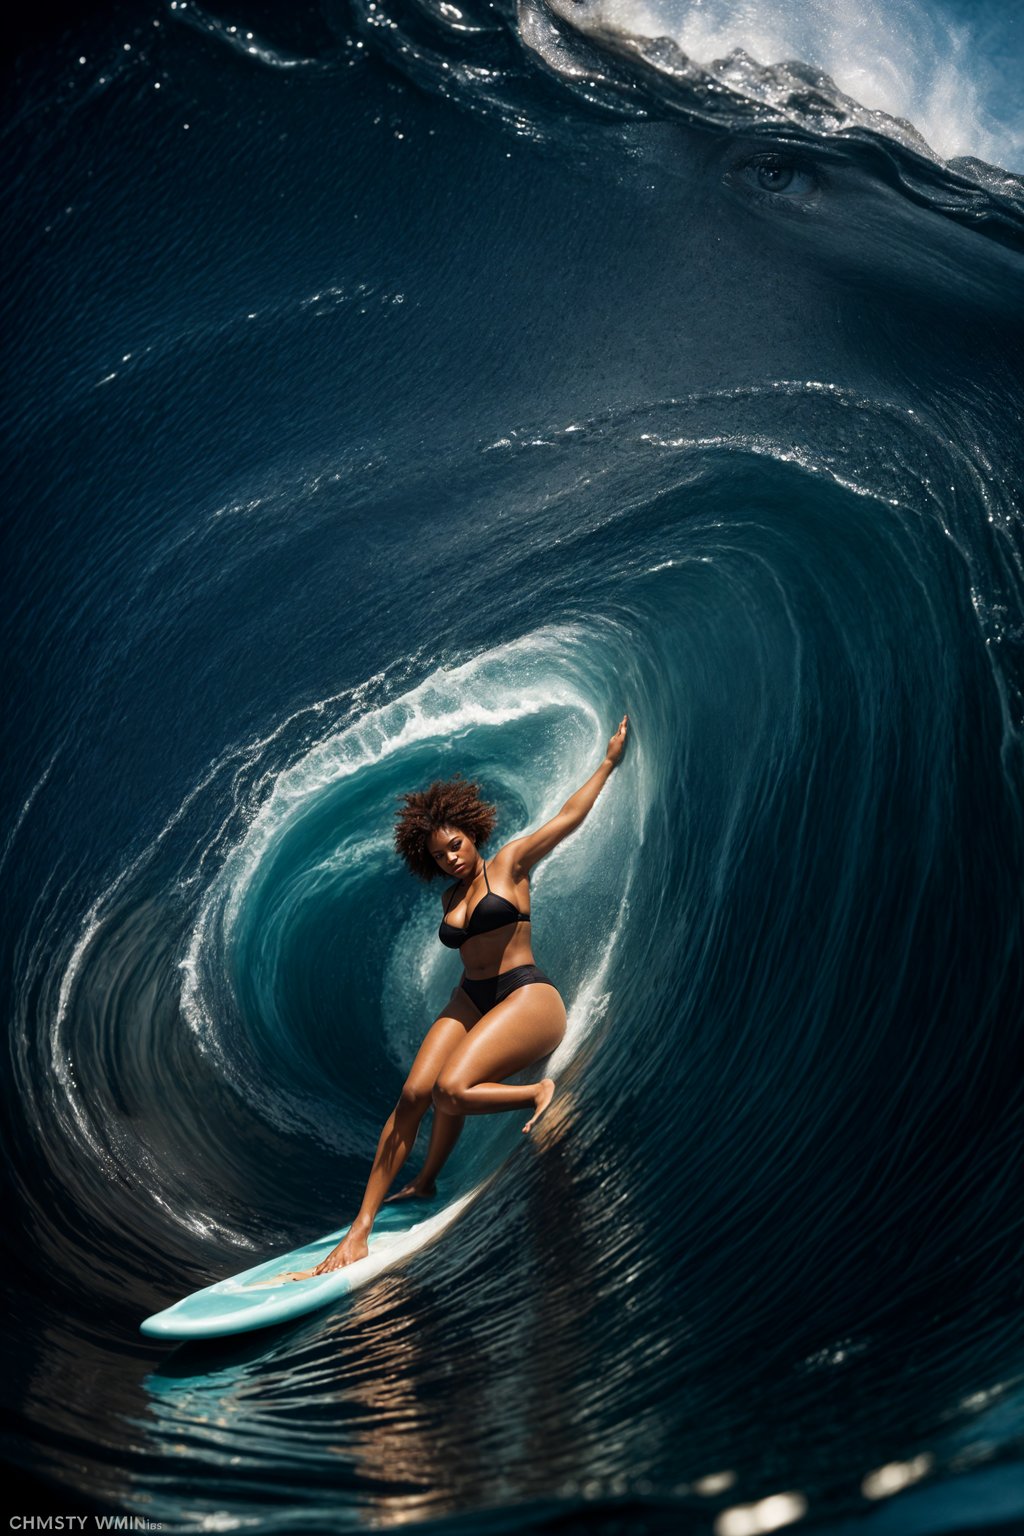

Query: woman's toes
<box><xmin>523</xmin><ymin>1078</ymin><xmax>555</xmax><ymax>1132</ymax></box>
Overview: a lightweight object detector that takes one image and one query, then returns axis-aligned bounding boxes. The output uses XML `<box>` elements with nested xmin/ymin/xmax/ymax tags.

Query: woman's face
<box><xmin>426</xmin><ymin>825</ymin><xmax>477</xmax><ymax>880</ymax></box>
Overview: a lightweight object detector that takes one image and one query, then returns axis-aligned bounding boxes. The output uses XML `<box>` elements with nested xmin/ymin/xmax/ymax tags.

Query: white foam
<box><xmin>584</xmin><ymin>0</ymin><xmax>1022</xmax><ymax>167</ymax></box>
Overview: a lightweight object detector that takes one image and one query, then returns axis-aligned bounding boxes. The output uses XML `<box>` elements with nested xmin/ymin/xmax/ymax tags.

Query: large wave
<box><xmin>3</xmin><ymin>0</ymin><xmax>1023</xmax><ymax>1530</ymax></box>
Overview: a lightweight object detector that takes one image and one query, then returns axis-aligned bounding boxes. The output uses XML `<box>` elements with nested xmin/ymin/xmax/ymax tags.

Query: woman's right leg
<box><xmin>312</xmin><ymin>989</ymin><xmax>479</xmax><ymax>1274</ymax></box>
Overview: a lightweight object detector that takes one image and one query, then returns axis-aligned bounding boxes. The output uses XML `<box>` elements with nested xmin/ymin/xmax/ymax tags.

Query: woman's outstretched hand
<box><xmin>605</xmin><ymin>714</ymin><xmax>629</xmax><ymax>766</ymax></box>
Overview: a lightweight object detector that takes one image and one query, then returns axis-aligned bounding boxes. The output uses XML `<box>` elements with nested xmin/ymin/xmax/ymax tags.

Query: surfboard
<box><xmin>139</xmin><ymin>1191</ymin><xmax>476</xmax><ymax>1341</ymax></box>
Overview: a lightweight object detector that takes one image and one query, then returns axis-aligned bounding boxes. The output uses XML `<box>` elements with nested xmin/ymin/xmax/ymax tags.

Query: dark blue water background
<box><xmin>3</xmin><ymin>0</ymin><xmax>1024</xmax><ymax>1531</ymax></box>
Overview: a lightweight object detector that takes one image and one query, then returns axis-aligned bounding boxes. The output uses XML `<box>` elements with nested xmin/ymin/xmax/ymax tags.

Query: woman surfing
<box><xmin>283</xmin><ymin>714</ymin><xmax>629</xmax><ymax>1279</ymax></box>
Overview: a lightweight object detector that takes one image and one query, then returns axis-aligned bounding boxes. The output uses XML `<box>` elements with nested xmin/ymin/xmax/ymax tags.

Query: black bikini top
<box><xmin>438</xmin><ymin>861</ymin><xmax>531</xmax><ymax>950</ymax></box>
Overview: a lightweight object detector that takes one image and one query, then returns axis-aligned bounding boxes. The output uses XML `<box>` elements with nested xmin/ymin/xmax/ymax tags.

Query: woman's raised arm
<box><xmin>509</xmin><ymin>716</ymin><xmax>629</xmax><ymax>877</ymax></box>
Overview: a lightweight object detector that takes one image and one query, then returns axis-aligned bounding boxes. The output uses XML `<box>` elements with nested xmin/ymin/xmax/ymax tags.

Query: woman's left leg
<box><xmin>432</xmin><ymin>983</ymin><xmax>567</xmax><ymax>1133</ymax></box>
<box><xmin>384</xmin><ymin>1107</ymin><xmax>465</xmax><ymax>1202</ymax></box>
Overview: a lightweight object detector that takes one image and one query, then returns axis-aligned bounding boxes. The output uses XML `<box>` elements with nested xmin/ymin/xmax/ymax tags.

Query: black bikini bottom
<box><xmin>459</xmin><ymin>964</ymin><xmax>556</xmax><ymax>1017</ymax></box>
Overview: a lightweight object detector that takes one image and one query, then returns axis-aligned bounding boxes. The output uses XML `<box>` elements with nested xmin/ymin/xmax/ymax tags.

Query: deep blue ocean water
<box><xmin>3</xmin><ymin>0</ymin><xmax>1024</xmax><ymax>1532</ymax></box>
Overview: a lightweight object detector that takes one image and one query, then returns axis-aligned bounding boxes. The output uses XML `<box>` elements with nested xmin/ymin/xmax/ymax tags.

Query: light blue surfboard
<box><xmin>139</xmin><ymin>1191</ymin><xmax>476</xmax><ymax>1341</ymax></box>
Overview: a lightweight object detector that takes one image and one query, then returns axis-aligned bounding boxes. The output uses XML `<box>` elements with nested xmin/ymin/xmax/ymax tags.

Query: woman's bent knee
<box><xmin>432</xmin><ymin>1079</ymin><xmax>462</xmax><ymax>1116</ymax></box>
<box><xmin>399</xmin><ymin>1080</ymin><xmax>433</xmax><ymax>1113</ymax></box>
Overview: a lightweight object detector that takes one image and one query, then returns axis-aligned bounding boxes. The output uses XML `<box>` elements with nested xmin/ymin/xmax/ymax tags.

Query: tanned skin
<box><xmin>279</xmin><ymin>716</ymin><xmax>629</xmax><ymax>1279</ymax></box>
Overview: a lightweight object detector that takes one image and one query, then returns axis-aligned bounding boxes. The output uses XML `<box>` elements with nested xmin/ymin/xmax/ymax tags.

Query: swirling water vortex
<box><xmin>3</xmin><ymin>0</ymin><xmax>1024</xmax><ymax>1531</ymax></box>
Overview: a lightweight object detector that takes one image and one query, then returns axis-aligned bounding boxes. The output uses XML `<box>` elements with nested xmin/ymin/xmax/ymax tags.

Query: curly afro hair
<box><xmin>394</xmin><ymin>775</ymin><xmax>498</xmax><ymax>881</ymax></box>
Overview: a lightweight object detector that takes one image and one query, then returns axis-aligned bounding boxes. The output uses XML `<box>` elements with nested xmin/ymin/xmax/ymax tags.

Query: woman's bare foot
<box><xmin>383</xmin><ymin>1179</ymin><xmax>437</xmax><ymax>1204</ymax></box>
<box><xmin>310</xmin><ymin>1226</ymin><xmax>370</xmax><ymax>1275</ymax></box>
<box><xmin>523</xmin><ymin>1078</ymin><xmax>555</xmax><ymax>1134</ymax></box>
